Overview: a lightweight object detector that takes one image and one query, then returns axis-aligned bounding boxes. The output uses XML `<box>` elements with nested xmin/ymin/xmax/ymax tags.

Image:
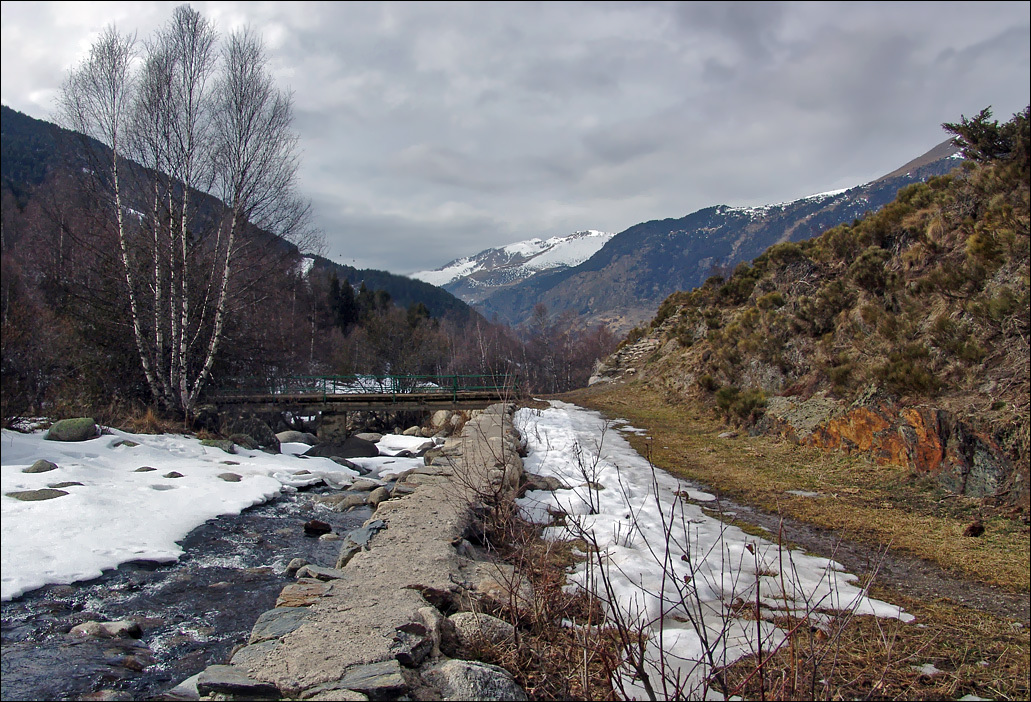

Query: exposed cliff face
<box><xmin>758</xmin><ymin>396</ymin><xmax>1022</xmax><ymax>504</ymax></box>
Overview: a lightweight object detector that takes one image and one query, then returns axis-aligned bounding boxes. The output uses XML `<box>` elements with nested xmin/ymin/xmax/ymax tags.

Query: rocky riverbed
<box><xmin>1</xmin><ymin>487</ymin><xmax>372</xmax><ymax>701</ymax></box>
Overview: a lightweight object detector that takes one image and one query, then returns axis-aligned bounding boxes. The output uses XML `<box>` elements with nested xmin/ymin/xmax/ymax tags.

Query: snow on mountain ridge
<box><xmin>412</xmin><ymin>230</ymin><xmax>614</xmax><ymax>287</ymax></box>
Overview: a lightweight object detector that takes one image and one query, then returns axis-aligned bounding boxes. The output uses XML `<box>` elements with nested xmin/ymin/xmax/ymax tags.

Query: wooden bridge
<box><xmin>206</xmin><ymin>374</ymin><xmax>519</xmax><ymax>413</ymax></box>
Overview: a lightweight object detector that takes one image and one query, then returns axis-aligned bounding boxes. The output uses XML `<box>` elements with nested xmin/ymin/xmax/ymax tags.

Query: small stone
<box><xmin>295</xmin><ymin>564</ymin><xmax>346</xmax><ymax>581</ymax></box>
<box><xmin>276</xmin><ymin>579</ymin><xmax>331</xmax><ymax>607</ymax></box>
<box><xmin>163</xmin><ymin>471</ymin><xmax>184</xmax><ymax>479</ymax></box>
<box><xmin>70</xmin><ymin>621</ymin><xmax>107</xmax><ymax>638</ymax></box>
<box><xmin>6</xmin><ymin>488</ymin><xmax>68</xmax><ymax>501</ymax></box>
<box><xmin>134</xmin><ymin>466</ymin><xmax>157</xmax><ymax>472</ymax></box>
<box><xmin>963</xmin><ymin>519</ymin><xmax>985</xmax><ymax>537</ymax></box>
<box><xmin>303</xmin><ymin>519</ymin><xmax>333</xmax><ymax>536</ymax></box>
<box><xmin>48</xmin><ymin>481</ymin><xmax>84</xmax><ymax>489</ymax></box>
<box><xmin>24</xmin><ymin>459</ymin><xmax>58</xmax><ymax>473</ymax></box>
<box><xmin>368</xmin><ymin>486</ymin><xmax>391</xmax><ymax>509</ymax></box>
<box><xmin>218</xmin><ymin>472</ymin><xmax>242</xmax><ymax>482</ymax></box>
<box><xmin>718</xmin><ymin>431</ymin><xmax>738</xmax><ymax>439</ymax></box>
<box><xmin>101</xmin><ymin>619</ymin><xmax>143</xmax><ymax>638</ymax></box>
<box><xmin>349</xmin><ymin>479</ymin><xmax>381</xmax><ymax>492</ymax></box>
<box><xmin>285</xmin><ymin>557</ymin><xmax>308</xmax><ymax>575</ymax></box>
<box><xmin>319</xmin><ymin>532</ymin><xmax>342</xmax><ymax>541</ymax></box>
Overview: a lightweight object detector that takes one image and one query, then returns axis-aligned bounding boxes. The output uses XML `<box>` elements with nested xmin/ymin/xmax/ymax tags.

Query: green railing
<box><xmin>217</xmin><ymin>373</ymin><xmax>519</xmax><ymax>402</ymax></box>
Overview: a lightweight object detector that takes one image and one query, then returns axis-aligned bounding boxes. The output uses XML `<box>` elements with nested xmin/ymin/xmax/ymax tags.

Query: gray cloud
<box><xmin>2</xmin><ymin>1</ymin><xmax>1028</xmax><ymax>274</ymax></box>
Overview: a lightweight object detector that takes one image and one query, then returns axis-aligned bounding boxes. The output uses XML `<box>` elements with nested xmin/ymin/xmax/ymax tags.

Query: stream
<box><xmin>1</xmin><ymin>486</ymin><xmax>372</xmax><ymax>701</ymax></box>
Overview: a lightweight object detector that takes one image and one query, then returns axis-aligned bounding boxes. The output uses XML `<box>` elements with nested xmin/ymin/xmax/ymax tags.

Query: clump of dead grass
<box><xmin>116</xmin><ymin>406</ymin><xmax>187</xmax><ymax>435</ymax></box>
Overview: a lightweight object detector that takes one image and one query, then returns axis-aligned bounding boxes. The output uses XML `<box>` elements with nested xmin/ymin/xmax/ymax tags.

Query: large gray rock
<box><xmin>423</xmin><ymin>659</ymin><xmax>527</xmax><ymax>701</ymax></box>
<box><xmin>449</xmin><ymin>612</ymin><xmax>516</xmax><ymax>650</ymax></box>
<box><xmin>228</xmin><ymin>418</ymin><xmax>280</xmax><ymax>453</ymax></box>
<box><xmin>335</xmin><ymin>520</ymin><xmax>387</xmax><ymax>569</ymax></box>
<box><xmin>230</xmin><ymin>640</ymin><xmax>279</xmax><ymax>669</ymax></box>
<box><xmin>229</xmin><ymin>433</ymin><xmax>260</xmax><ymax>450</ymax></box>
<box><xmin>196</xmin><ymin>665</ymin><xmax>279</xmax><ymax>700</ymax></box>
<box><xmin>336</xmin><ymin>659</ymin><xmax>408</xmax><ymax>699</ymax></box>
<box><xmin>46</xmin><ymin>418</ymin><xmax>97</xmax><ymax>442</ymax></box>
<box><xmin>305</xmin><ymin>437</ymin><xmax>378</xmax><ymax>459</ymax></box>
<box><xmin>249</xmin><ymin>607</ymin><xmax>309</xmax><ymax>644</ymax></box>
<box><xmin>276</xmin><ymin>430</ymin><xmax>319</xmax><ymax>445</ymax></box>
<box><xmin>390</xmin><ymin>621</ymin><xmax>433</xmax><ymax>668</ymax></box>
<box><xmin>201</xmin><ymin>438</ymin><xmax>236</xmax><ymax>454</ymax></box>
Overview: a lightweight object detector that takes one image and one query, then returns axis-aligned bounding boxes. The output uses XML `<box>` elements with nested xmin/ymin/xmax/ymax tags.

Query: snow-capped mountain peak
<box><xmin>411</xmin><ymin>230</ymin><xmax>614</xmax><ymax>288</ymax></box>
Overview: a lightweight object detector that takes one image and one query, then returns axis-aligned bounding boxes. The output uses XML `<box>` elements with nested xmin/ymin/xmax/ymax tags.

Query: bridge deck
<box><xmin>207</xmin><ymin>375</ymin><xmax>517</xmax><ymax>413</ymax></box>
<box><xmin>209</xmin><ymin>390</ymin><xmax>509</xmax><ymax>413</ymax></box>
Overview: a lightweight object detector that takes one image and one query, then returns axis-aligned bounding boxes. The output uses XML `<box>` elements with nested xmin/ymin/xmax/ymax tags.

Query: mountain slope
<box><xmin>412</xmin><ymin>229</ymin><xmax>615</xmax><ymax>305</ymax></box>
<box><xmin>0</xmin><ymin>105</ymin><xmax>473</xmax><ymax>322</ymax></box>
<box><xmin>471</xmin><ymin>142</ymin><xmax>962</xmax><ymax>331</ymax></box>
<box><xmin>592</xmin><ymin>126</ymin><xmax>1029</xmax><ymax>507</ymax></box>
<box><xmin>307</xmin><ymin>255</ymin><xmax>479</xmax><ymax>322</ymax></box>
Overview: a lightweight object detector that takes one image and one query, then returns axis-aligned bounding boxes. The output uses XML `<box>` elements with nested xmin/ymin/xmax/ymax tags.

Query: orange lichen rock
<box><xmin>795</xmin><ymin>401</ymin><xmax>1009</xmax><ymax>498</ymax></box>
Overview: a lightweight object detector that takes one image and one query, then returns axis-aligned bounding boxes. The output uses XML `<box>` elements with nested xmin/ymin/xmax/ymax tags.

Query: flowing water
<box><xmin>1</xmin><ymin>487</ymin><xmax>372</xmax><ymax>701</ymax></box>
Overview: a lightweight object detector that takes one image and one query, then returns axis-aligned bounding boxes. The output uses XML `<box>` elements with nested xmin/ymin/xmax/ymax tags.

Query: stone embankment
<box><xmin>165</xmin><ymin>403</ymin><xmax>531</xmax><ymax>701</ymax></box>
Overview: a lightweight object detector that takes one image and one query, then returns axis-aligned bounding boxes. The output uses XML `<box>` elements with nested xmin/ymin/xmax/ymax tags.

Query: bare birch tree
<box><xmin>59</xmin><ymin>5</ymin><xmax>315</xmax><ymax>417</ymax></box>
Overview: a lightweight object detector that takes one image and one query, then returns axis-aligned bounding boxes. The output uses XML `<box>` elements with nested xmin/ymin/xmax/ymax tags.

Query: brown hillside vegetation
<box><xmin>595</xmin><ymin>108</ymin><xmax>1030</xmax><ymax>511</ymax></box>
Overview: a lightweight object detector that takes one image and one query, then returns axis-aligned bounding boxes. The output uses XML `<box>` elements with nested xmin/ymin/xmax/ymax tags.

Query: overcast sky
<box><xmin>2</xmin><ymin>2</ymin><xmax>1028</xmax><ymax>274</ymax></box>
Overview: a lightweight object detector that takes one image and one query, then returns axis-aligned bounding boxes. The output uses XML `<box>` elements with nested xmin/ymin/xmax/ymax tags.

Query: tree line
<box><xmin>1</xmin><ymin>7</ymin><xmax>617</xmax><ymax>423</ymax></box>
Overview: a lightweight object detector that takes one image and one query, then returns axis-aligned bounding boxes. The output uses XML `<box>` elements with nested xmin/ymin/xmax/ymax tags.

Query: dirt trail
<box><xmin>699</xmin><ymin>491</ymin><xmax>1030</xmax><ymax>624</ymax></box>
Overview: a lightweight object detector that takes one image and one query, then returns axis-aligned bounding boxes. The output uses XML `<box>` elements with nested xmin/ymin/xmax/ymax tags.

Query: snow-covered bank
<box><xmin>515</xmin><ymin>401</ymin><xmax>912</xmax><ymax>698</ymax></box>
<box><xmin>1</xmin><ymin>428</ymin><xmax>426</xmax><ymax>601</ymax></box>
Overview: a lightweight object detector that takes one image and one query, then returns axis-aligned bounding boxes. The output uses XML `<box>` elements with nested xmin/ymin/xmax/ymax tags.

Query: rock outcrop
<box><xmin>762</xmin><ymin>395</ymin><xmax>1019</xmax><ymax>499</ymax></box>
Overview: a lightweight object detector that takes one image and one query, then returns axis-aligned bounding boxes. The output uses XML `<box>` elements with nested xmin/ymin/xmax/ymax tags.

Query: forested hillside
<box><xmin>1</xmin><ymin>102</ymin><xmax>616</xmax><ymax>421</ymax></box>
<box><xmin>595</xmin><ymin>108</ymin><xmax>1030</xmax><ymax>508</ymax></box>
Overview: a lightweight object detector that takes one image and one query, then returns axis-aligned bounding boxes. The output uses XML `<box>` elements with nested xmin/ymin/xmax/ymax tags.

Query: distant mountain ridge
<box><xmin>412</xmin><ymin>229</ymin><xmax>615</xmax><ymax>304</ymax></box>
<box><xmin>427</xmin><ymin>141</ymin><xmax>962</xmax><ymax>332</ymax></box>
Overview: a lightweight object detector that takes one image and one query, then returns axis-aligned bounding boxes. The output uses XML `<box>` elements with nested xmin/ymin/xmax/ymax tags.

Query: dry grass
<box><xmin>721</xmin><ymin>590</ymin><xmax>1030</xmax><ymax>701</ymax></box>
<box><xmin>470</xmin><ymin>511</ymin><xmax>618</xmax><ymax>701</ymax></box>
<box><xmin>115</xmin><ymin>406</ymin><xmax>187</xmax><ymax>435</ymax></box>
<box><xmin>562</xmin><ymin>383</ymin><xmax>1030</xmax><ymax>592</ymax></box>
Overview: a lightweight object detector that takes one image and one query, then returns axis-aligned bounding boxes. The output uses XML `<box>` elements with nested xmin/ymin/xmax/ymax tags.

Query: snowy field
<box><xmin>0</xmin><ymin>427</ymin><xmax>427</xmax><ymax>601</ymax></box>
<box><xmin>515</xmin><ymin>401</ymin><xmax>912</xmax><ymax>699</ymax></box>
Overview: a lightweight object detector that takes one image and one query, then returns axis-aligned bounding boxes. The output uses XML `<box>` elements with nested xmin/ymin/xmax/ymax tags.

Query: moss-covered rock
<box><xmin>45</xmin><ymin>418</ymin><xmax>97</xmax><ymax>442</ymax></box>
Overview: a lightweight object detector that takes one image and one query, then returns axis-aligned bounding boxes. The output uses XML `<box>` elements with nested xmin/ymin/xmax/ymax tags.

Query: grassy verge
<box><xmin>559</xmin><ymin>383</ymin><xmax>1030</xmax><ymax>592</ymax></box>
<box><xmin>721</xmin><ymin>589</ymin><xmax>1030</xmax><ymax>701</ymax></box>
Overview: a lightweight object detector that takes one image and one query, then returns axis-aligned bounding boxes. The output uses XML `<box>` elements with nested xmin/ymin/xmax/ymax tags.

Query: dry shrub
<box><xmin>118</xmin><ymin>406</ymin><xmax>184</xmax><ymax>435</ymax></box>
